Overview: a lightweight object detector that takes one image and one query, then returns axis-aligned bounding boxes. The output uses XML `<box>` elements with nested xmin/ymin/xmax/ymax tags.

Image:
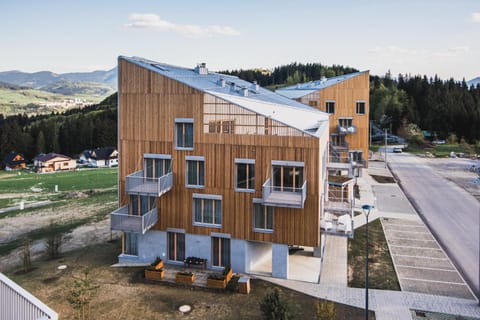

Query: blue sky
<box><xmin>1</xmin><ymin>0</ymin><xmax>479</xmax><ymax>80</ymax></box>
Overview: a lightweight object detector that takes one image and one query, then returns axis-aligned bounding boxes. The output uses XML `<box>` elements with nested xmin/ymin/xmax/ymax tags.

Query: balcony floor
<box><xmin>263</xmin><ymin>191</ymin><xmax>303</xmax><ymax>208</ymax></box>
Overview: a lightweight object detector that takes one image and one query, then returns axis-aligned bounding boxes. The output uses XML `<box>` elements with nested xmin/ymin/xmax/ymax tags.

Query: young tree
<box><xmin>259</xmin><ymin>288</ymin><xmax>292</xmax><ymax>320</ymax></box>
<box><xmin>45</xmin><ymin>220</ymin><xmax>63</xmax><ymax>259</ymax></box>
<box><xmin>22</xmin><ymin>238</ymin><xmax>32</xmax><ymax>273</ymax></box>
<box><xmin>316</xmin><ymin>299</ymin><xmax>336</xmax><ymax>320</ymax></box>
<box><xmin>68</xmin><ymin>269</ymin><xmax>98</xmax><ymax>320</ymax></box>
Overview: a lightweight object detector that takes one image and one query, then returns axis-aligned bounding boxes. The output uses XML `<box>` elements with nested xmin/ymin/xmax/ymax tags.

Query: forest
<box><xmin>0</xmin><ymin>94</ymin><xmax>117</xmax><ymax>162</ymax></box>
<box><xmin>1</xmin><ymin>62</ymin><xmax>479</xmax><ymax>163</ymax></box>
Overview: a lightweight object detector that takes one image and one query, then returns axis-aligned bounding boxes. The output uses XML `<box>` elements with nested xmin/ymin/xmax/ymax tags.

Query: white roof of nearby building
<box><xmin>120</xmin><ymin>56</ymin><xmax>329</xmax><ymax>137</ymax></box>
<box><xmin>276</xmin><ymin>71</ymin><xmax>368</xmax><ymax>99</ymax></box>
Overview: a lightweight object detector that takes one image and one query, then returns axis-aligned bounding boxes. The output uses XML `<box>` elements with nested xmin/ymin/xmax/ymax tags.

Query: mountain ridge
<box><xmin>0</xmin><ymin>67</ymin><xmax>117</xmax><ymax>90</ymax></box>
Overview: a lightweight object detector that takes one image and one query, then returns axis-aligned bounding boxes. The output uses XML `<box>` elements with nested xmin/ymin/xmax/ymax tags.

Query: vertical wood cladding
<box><xmin>299</xmin><ymin>72</ymin><xmax>370</xmax><ymax>166</ymax></box>
<box><xmin>118</xmin><ymin>58</ymin><xmax>323</xmax><ymax>247</ymax></box>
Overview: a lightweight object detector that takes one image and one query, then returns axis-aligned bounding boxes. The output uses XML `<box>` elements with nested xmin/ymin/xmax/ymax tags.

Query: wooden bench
<box><xmin>184</xmin><ymin>257</ymin><xmax>207</xmax><ymax>270</ymax></box>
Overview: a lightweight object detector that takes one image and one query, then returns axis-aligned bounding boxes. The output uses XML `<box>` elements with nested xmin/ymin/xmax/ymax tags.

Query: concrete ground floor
<box><xmin>117</xmin><ymin>230</ymin><xmax>323</xmax><ymax>281</ymax></box>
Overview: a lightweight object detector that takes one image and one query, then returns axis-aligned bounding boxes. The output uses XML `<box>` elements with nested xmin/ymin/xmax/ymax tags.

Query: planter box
<box><xmin>153</xmin><ymin>260</ymin><xmax>164</xmax><ymax>270</ymax></box>
<box><xmin>175</xmin><ymin>273</ymin><xmax>195</xmax><ymax>285</ymax></box>
<box><xmin>224</xmin><ymin>268</ymin><xmax>233</xmax><ymax>282</ymax></box>
<box><xmin>145</xmin><ymin>269</ymin><xmax>164</xmax><ymax>281</ymax></box>
<box><xmin>206</xmin><ymin>277</ymin><xmax>227</xmax><ymax>289</ymax></box>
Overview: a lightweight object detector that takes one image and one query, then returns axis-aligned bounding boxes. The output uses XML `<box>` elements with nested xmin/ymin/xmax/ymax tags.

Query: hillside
<box><xmin>0</xmin><ymin>68</ymin><xmax>117</xmax><ymax>90</ymax></box>
<box><xmin>467</xmin><ymin>77</ymin><xmax>480</xmax><ymax>88</ymax></box>
<box><xmin>0</xmin><ymin>86</ymin><xmax>107</xmax><ymax>115</ymax></box>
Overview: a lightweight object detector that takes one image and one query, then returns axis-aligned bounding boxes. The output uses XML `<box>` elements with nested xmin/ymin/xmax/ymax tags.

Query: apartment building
<box><xmin>111</xmin><ymin>56</ymin><xmax>343</xmax><ymax>278</ymax></box>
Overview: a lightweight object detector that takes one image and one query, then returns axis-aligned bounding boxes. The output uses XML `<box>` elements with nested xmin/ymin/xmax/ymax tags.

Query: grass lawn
<box><xmin>348</xmin><ymin>218</ymin><xmax>400</xmax><ymax>291</ymax></box>
<box><xmin>7</xmin><ymin>240</ymin><xmax>372</xmax><ymax>320</ymax></box>
<box><xmin>0</xmin><ymin>168</ymin><xmax>117</xmax><ymax>193</ymax></box>
<box><xmin>404</xmin><ymin>143</ymin><xmax>477</xmax><ymax>157</ymax></box>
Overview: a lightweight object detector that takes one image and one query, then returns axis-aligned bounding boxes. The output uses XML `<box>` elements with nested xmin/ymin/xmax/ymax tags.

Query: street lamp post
<box><xmin>362</xmin><ymin>204</ymin><xmax>374</xmax><ymax>320</ymax></box>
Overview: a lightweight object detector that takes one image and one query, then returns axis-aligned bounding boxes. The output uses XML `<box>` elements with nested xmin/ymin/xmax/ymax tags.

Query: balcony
<box><xmin>126</xmin><ymin>171</ymin><xmax>173</xmax><ymax>196</ymax></box>
<box><xmin>338</xmin><ymin>124</ymin><xmax>357</xmax><ymax>135</ymax></box>
<box><xmin>321</xmin><ymin>212</ymin><xmax>354</xmax><ymax>238</ymax></box>
<box><xmin>110</xmin><ymin>205</ymin><xmax>158</xmax><ymax>234</ymax></box>
<box><xmin>262</xmin><ymin>178</ymin><xmax>307</xmax><ymax>208</ymax></box>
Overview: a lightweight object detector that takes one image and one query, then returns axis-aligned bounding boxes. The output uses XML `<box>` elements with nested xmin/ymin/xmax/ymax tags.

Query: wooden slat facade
<box><xmin>118</xmin><ymin>58</ymin><xmax>327</xmax><ymax>247</ymax></box>
<box><xmin>298</xmin><ymin>72</ymin><xmax>370</xmax><ymax>166</ymax></box>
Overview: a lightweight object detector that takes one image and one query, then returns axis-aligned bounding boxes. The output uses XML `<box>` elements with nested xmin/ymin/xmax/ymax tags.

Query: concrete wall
<box><xmin>231</xmin><ymin>239</ymin><xmax>247</xmax><ymax>273</ymax></box>
<box><xmin>246</xmin><ymin>241</ymin><xmax>272</xmax><ymax>274</ymax></box>
<box><xmin>272</xmin><ymin>243</ymin><xmax>289</xmax><ymax>279</ymax></box>
<box><xmin>185</xmin><ymin>233</ymin><xmax>211</xmax><ymax>267</ymax></box>
<box><xmin>137</xmin><ymin>230</ymin><xmax>167</xmax><ymax>263</ymax></box>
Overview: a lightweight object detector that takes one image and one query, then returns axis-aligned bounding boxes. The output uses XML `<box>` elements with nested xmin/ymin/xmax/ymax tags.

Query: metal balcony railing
<box><xmin>126</xmin><ymin>171</ymin><xmax>173</xmax><ymax>196</ymax></box>
<box><xmin>262</xmin><ymin>178</ymin><xmax>307</xmax><ymax>208</ymax></box>
<box><xmin>110</xmin><ymin>205</ymin><xmax>158</xmax><ymax>234</ymax></box>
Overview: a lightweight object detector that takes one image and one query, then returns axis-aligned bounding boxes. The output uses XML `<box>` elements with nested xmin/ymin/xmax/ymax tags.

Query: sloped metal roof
<box><xmin>120</xmin><ymin>56</ymin><xmax>329</xmax><ymax>137</ymax></box>
<box><xmin>276</xmin><ymin>71</ymin><xmax>368</xmax><ymax>99</ymax></box>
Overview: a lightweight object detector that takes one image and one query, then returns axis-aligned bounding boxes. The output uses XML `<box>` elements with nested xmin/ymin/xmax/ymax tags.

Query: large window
<box><xmin>212</xmin><ymin>236</ymin><xmax>230</xmax><ymax>267</ymax></box>
<box><xmin>308</xmin><ymin>100</ymin><xmax>318</xmax><ymax>107</ymax></box>
<box><xmin>145</xmin><ymin>154</ymin><xmax>171</xmax><ymax>179</ymax></box>
<box><xmin>272</xmin><ymin>161</ymin><xmax>304</xmax><ymax>192</ymax></box>
<box><xmin>186</xmin><ymin>156</ymin><xmax>205</xmax><ymax>188</ymax></box>
<box><xmin>129</xmin><ymin>194</ymin><xmax>156</xmax><ymax>215</ymax></box>
<box><xmin>356</xmin><ymin>101</ymin><xmax>366</xmax><ymax>114</ymax></box>
<box><xmin>253</xmin><ymin>201</ymin><xmax>273</xmax><ymax>232</ymax></box>
<box><xmin>235</xmin><ymin>159</ymin><xmax>255</xmax><ymax>191</ymax></box>
<box><xmin>124</xmin><ymin>233</ymin><xmax>138</xmax><ymax>256</ymax></box>
<box><xmin>325</xmin><ymin>101</ymin><xmax>335</xmax><ymax>114</ymax></box>
<box><xmin>175</xmin><ymin>119</ymin><xmax>194</xmax><ymax>149</ymax></box>
<box><xmin>168</xmin><ymin>231</ymin><xmax>185</xmax><ymax>262</ymax></box>
<box><xmin>193</xmin><ymin>194</ymin><xmax>222</xmax><ymax>227</ymax></box>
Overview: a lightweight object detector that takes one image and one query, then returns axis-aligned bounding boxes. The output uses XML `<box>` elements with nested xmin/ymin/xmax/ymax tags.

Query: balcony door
<box><xmin>272</xmin><ymin>165</ymin><xmax>304</xmax><ymax>193</ymax></box>
<box><xmin>145</xmin><ymin>157</ymin><xmax>172</xmax><ymax>179</ymax></box>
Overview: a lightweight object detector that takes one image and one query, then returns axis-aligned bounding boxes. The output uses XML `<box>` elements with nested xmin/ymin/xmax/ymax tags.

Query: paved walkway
<box><xmin>262</xmin><ymin>160</ymin><xmax>480</xmax><ymax>320</ymax></box>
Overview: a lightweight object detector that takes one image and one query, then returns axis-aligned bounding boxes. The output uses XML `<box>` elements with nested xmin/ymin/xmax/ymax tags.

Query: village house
<box><xmin>110</xmin><ymin>56</ymin><xmax>366</xmax><ymax>279</ymax></box>
<box><xmin>33</xmin><ymin>153</ymin><xmax>76</xmax><ymax>173</ymax></box>
<box><xmin>2</xmin><ymin>151</ymin><xmax>27</xmax><ymax>171</ymax></box>
<box><xmin>88</xmin><ymin>147</ymin><xmax>118</xmax><ymax>168</ymax></box>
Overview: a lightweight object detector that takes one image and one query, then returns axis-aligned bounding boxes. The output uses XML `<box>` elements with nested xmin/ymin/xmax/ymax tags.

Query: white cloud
<box><xmin>471</xmin><ymin>12</ymin><xmax>480</xmax><ymax>23</ymax></box>
<box><xmin>432</xmin><ymin>46</ymin><xmax>470</xmax><ymax>57</ymax></box>
<box><xmin>125</xmin><ymin>13</ymin><xmax>240</xmax><ymax>38</ymax></box>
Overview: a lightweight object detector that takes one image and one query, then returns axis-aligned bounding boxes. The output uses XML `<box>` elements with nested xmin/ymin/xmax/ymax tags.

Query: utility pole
<box><xmin>384</xmin><ymin>129</ymin><xmax>387</xmax><ymax>169</ymax></box>
<box><xmin>369</xmin><ymin>120</ymin><xmax>372</xmax><ymax>148</ymax></box>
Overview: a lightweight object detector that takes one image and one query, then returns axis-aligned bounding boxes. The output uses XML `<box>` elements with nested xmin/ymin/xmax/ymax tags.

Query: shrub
<box><xmin>316</xmin><ymin>299</ymin><xmax>335</xmax><ymax>320</ymax></box>
<box><xmin>259</xmin><ymin>288</ymin><xmax>291</xmax><ymax>320</ymax></box>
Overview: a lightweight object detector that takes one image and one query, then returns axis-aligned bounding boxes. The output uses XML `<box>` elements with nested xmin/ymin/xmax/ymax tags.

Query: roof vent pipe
<box><xmin>218</xmin><ymin>78</ymin><xmax>226</xmax><ymax>87</ymax></box>
<box><xmin>252</xmin><ymin>81</ymin><xmax>259</xmax><ymax>91</ymax></box>
<box><xmin>242</xmin><ymin>87</ymin><xmax>249</xmax><ymax>97</ymax></box>
<box><xmin>320</xmin><ymin>76</ymin><xmax>327</xmax><ymax>82</ymax></box>
<box><xmin>230</xmin><ymin>82</ymin><xmax>236</xmax><ymax>91</ymax></box>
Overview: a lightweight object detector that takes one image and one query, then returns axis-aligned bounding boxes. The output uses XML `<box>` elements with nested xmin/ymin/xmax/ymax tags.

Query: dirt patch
<box><xmin>6</xmin><ymin>240</ymin><xmax>370</xmax><ymax>320</ymax></box>
<box><xmin>370</xmin><ymin>174</ymin><xmax>395</xmax><ymax>183</ymax></box>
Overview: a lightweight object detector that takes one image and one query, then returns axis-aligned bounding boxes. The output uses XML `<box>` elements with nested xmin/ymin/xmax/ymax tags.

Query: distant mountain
<box><xmin>0</xmin><ymin>68</ymin><xmax>117</xmax><ymax>90</ymax></box>
<box><xmin>41</xmin><ymin>80</ymin><xmax>115</xmax><ymax>96</ymax></box>
<box><xmin>467</xmin><ymin>77</ymin><xmax>480</xmax><ymax>88</ymax></box>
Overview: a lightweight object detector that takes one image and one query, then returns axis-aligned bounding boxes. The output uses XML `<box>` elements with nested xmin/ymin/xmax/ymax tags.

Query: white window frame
<box><xmin>192</xmin><ymin>194</ymin><xmax>222</xmax><ymax>228</ymax></box>
<box><xmin>356</xmin><ymin>101</ymin><xmax>366</xmax><ymax>115</ymax></box>
<box><xmin>175</xmin><ymin>118</ymin><xmax>194</xmax><ymax>150</ymax></box>
<box><xmin>234</xmin><ymin>158</ymin><xmax>255</xmax><ymax>192</ymax></box>
<box><xmin>252</xmin><ymin>198</ymin><xmax>274</xmax><ymax>233</ymax></box>
<box><xmin>185</xmin><ymin>156</ymin><xmax>205</xmax><ymax>188</ymax></box>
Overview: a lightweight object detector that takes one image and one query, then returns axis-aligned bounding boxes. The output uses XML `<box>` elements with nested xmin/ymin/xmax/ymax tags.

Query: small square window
<box><xmin>325</xmin><ymin>101</ymin><xmax>335</xmax><ymax>114</ymax></box>
<box><xmin>253</xmin><ymin>202</ymin><xmax>274</xmax><ymax>232</ymax></box>
<box><xmin>186</xmin><ymin>158</ymin><xmax>204</xmax><ymax>188</ymax></box>
<box><xmin>356</xmin><ymin>102</ymin><xmax>365</xmax><ymax>114</ymax></box>
<box><xmin>235</xmin><ymin>159</ymin><xmax>255</xmax><ymax>191</ymax></box>
<box><xmin>175</xmin><ymin>120</ymin><xmax>194</xmax><ymax>149</ymax></box>
<box><xmin>193</xmin><ymin>195</ymin><xmax>222</xmax><ymax>227</ymax></box>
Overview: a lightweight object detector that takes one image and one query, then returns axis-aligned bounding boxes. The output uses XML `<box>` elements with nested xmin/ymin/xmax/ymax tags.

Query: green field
<box><xmin>0</xmin><ymin>87</ymin><xmax>108</xmax><ymax>115</ymax></box>
<box><xmin>0</xmin><ymin>168</ymin><xmax>117</xmax><ymax>194</ymax></box>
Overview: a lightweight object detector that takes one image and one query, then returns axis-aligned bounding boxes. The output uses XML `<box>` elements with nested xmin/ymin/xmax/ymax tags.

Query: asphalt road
<box><xmin>386</xmin><ymin>150</ymin><xmax>480</xmax><ymax>299</ymax></box>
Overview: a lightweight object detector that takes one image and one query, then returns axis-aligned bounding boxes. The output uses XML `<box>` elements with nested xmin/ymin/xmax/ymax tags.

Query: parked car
<box><xmin>393</xmin><ymin>147</ymin><xmax>403</xmax><ymax>153</ymax></box>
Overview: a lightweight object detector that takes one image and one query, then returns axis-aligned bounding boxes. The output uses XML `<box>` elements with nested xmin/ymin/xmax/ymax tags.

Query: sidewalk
<box><xmin>262</xmin><ymin>160</ymin><xmax>480</xmax><ymax>320</ymax></box>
